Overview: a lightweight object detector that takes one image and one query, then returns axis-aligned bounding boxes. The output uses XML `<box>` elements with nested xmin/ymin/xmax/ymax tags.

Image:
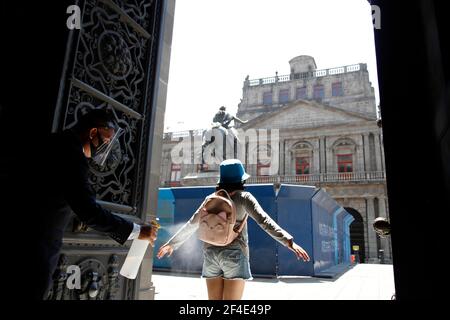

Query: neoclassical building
<box><xmin>160</xmin><ymin>55</ymin><xmax>391</xmax><ymax>264</ymax></box>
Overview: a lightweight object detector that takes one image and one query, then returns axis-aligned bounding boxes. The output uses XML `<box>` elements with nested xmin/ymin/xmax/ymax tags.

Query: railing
<box><xmin>247</xmin><ymin>64</ymin><xmax>362</xmax><ymax>87</ymax></box>
<box><xmin>164</xmin><ymin>129</ymin><xmax>205</xmax><ymax>140</ymax></box>
<box><xmin>246</xmin><ymin>171</ymin><xmax>386</xmax><ymax>184</ymax></box>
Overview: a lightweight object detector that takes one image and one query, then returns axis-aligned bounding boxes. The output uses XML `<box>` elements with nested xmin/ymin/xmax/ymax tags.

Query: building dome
<box><xmin>289</xmin><ymin>55</ymin><xmax>317</xmax><ymax>74</ymax></box>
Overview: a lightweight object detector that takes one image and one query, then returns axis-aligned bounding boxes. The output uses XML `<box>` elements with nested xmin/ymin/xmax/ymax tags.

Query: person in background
<box><xmin>157</xmin><ymin>159</ymin><xmax>310</xmax><ymax>300</ymax></box>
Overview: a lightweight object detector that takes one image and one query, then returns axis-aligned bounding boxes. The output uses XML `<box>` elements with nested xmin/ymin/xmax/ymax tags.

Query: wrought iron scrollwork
<box><xmin>46</xmin><ymin>252</ymin><xmax>128</xmax><ymax>300</ymax></box>
<box><xmin>46</xmin><ymin>254</ymin><xmax>69</xmax><ymax>300</ymax></box>
<box><xmin>71</xmin><ymin>258</ymin><xmax>107</xmax><ymax>300</ymax></box>
<box><xmin>106</xmin><ymin>254</ymin><xmax>120</xmax><ymax>299</ymax></box>
<box><xmin>60</xmin><ymin>0</ymin><xmax>161</xmax><ymax>214</ymax></box>
<box><xmin>70</xmin><ymin>0</ymin><xmax>150</xmax><ymax>112</ymax></box>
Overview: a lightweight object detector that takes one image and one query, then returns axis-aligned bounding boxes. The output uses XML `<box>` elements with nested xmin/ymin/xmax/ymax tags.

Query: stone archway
<box><xmin>345</xmin><ymin>207</ymin><xmax>366</xmax><ymax>263</ymax></box>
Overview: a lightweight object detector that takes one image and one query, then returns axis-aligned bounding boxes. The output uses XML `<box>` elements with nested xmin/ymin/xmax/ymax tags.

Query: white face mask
<box><xmin>91</xmin><ymin>127</ymin><xmax>123</xmax><ymax>166</ymax></box>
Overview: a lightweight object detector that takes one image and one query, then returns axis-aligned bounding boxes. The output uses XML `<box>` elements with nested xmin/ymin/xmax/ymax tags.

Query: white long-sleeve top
<box><xmin>164</xmin><ymin>191</ymin><xmax>294</xmax><ymax>257</ymax></box>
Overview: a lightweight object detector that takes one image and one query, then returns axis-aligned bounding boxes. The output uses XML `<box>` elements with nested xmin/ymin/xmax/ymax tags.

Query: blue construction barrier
<box><xmin>334</xmin><ymin>207</ymin><xmax>347</xmax><ymax>265</ymax></box>
<box><xmin>153</xmin><ymin>188</ymin><xmax>175</xmax><ymax>270</ymax></box>
<box><xmin>244</xmin><ymin>184</ymin><xmax>278</xmax><ymax>277</ymax></box>
<box><xmin>311</xmin><ymin>189</ymin><xmax>339</xmax><ymax>275</ymax></box>
<box><xmin>343</xmin><ymin>214</ymin><xmax>355</xmax><ymax>264</ymax></box>
<box><xmin>168</xmin><ymin>186</ymin><xmax>215</xmax><ymax>274</ymax></box>
<box><xmin>276</xmin><ymin>184</ymin><xmax>316</xmax><ymax>276</ymax></box>
<box><xmin>154</xmin><ymin>184</ymin><xmax>353</xmax><ymax>278</ymax></box>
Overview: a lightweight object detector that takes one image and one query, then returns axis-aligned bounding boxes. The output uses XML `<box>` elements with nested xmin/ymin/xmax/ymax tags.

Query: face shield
<box><xmin>91</xmin><ymin>125</ymin><xmax>124</xmax><ymax>167</ymax></box>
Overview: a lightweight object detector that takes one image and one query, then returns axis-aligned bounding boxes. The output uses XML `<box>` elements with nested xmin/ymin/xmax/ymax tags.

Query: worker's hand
<box><xmin>138</xmin><ymin>224</ymin><xmax>158</xmax><ymax>247</ymax></box>
<box><xmin>287</xmin><ymin>239</ymin><xmax>310</xmax><ymax>262</ymax></box>
<box><xmin>157</xmin><ymin>244</ymin><xmax>174</xmax><ymax>259</ymax></box>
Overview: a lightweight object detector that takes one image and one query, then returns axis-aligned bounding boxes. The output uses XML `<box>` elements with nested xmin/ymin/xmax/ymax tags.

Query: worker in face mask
<box><xmin>28</xmin><ymin>108</ymin><xmax>157</xmax><ymax>299</ymax></box>
<box><xmin>86</xmin><ymin>122</ymin><xmax>123</xmax><ymax>167</ymax></box>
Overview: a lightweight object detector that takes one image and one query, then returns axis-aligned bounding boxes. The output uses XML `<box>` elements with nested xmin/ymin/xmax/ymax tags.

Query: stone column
<box><xmin>320</xmin><ymin>136</ymin><xmax>326</xmax><ymax>173</ymax></box>
<box><xmin>366</xmin><ymin>197</ymin><xmax>378</xmax><ymax>262</ymax></box>
<box><xmin>290</xmin><ymin>84</ymin><xmax>296</xmax><ymax>101</ymax></box>
<box><xmin>273</xmin><ymin>87</ymin><xmax>279</xmax><ymax>105</ymax></box>
<box><xmin>380</xmin><ymin>133</ymin><xmax>386</xmax><ymax>172</ymax></box>
<box><xmin>377</xmin><ymin>196</ymin><xmax>387</xmax><ymax>218</ymax></box>
<box><xmin>140</xmin><ymin>0</ymin><xmax>177</xmax><ymax>299</ymax></box>
<box><xmin>374</xmin><ymin>133</ymin><xmax>383</xmax><ymax>172</ymax></box>
<box><xmin>363</xmin><ymin>133</ymin><xmax>371</xmax><ymax>172</ymax></box>
<box><xmin>377</xmin><ymin>196</ymin><xmax>392</xmax><ymax>262</ymax></box>
<box><xmin>326</xmin><ymin>146</ymin><xmax>334</xmax><ymax>173</ymax></box>
<box><xmin>356</xmin><ymin>134</ymin><xmax>365</xmax><ymax>172</ymax></box>
<box><xmin>279</xmin><ymin>139</ymin><xmax>285</xmax><ymax>175</ymax></box>
<box><xmin>313</xmin><ymin>138</ymin><xmax>320</xmax><ymax>174</ymax></box>
<box><xmin>285</xmin><ymin>142</ymin><xmax>293</xmax><ymax>175</ymax></box>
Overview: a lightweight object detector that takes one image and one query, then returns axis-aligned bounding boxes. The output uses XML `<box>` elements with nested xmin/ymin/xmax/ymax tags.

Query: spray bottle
<box><xmin>120</xmin><ymin>218</ymin><xmax>160</xmax><ymax>279</ymax></box>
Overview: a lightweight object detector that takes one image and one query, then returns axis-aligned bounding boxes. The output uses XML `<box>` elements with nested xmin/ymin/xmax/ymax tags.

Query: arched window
<box><xmin>333</xmin><ymin>139</ymin><xmax>356</xmax><ymax>173</ymax></box>
<box><xmin>291</xmin><ymin>142</ymin><xmax>313</xmax><ymax>175</ymax></box>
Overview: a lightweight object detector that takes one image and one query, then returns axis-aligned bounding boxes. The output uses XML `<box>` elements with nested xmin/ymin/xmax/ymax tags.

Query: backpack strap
<box><xmin>215</xmin><ymin>189</ymin><xmax>236</xmax><ymax>203</ymax></box>
<box><xmin>216</xmin><ymin>189</ymin><xmax>233</xmax><ymax>201</ymax></box>
<box><xmin>234</xmin><ymin>214</ymin><xmax>248</xmax><ymax>233</ymax></box>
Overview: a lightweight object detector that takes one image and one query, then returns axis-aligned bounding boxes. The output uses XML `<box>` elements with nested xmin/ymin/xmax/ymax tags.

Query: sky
<box><xmin>163</xmin><ymin>0</ymin><xmax>379</xmax><ymax>132</ymax></box>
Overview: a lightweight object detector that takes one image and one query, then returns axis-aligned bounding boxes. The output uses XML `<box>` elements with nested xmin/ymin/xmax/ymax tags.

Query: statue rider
<box><xmin>213</xmin><ymin>106</ymin><xmax>248</xmax><ymax>129</ymax></box>
<box><xmin>201</xmin><ymin>106</ymin><xmax>248</xmax><ymax>168</ymax></box>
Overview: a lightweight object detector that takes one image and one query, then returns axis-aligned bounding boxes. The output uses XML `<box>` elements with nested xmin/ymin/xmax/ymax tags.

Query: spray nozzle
<box><xmin>151</xmin><ymin>218</ymin><xmax>161</xmax><ymax>230</ymax></box>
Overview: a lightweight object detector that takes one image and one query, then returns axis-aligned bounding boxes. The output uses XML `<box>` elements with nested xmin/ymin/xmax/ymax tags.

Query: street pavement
<box><xmin>151</xmin><ymin>263</ymin><xmax>395</xmax><ymax>300</ymax></box>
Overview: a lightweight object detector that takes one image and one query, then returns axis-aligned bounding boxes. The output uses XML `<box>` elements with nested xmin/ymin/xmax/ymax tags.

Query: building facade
<box><xmin>160</xmin><ymin>55</ymin><xmax>391</xmax><ymax>264</ymax></box>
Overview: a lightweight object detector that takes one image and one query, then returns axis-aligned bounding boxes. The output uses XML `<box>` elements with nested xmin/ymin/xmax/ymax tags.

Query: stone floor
<box><xmin>151</xmin><ymin>263</ymin><xmax>396</xmax><ymax>300</ymax></box>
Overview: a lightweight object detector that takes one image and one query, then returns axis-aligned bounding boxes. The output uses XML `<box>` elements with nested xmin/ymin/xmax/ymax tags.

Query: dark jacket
<box><xmin>28</xmin><ymin>129</ymin><xmax>133</xmax><ymax>298</ymax></box>
<box><xmin>40</xmin><ymin>130</ymin><xmax>133</xmax><ymax>244</ymax></box>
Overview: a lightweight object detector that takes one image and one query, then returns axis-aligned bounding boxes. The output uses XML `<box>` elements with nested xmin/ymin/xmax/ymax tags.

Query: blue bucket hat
<box><xmin>218</xmin><ymin>159</ymin><xmax>251</xmax><ymax>183</ymax></box>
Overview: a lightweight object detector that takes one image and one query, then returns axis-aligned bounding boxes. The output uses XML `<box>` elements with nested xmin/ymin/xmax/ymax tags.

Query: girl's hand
<box><xmin>287</xmin><ymin>239</ymin><xmax>310</xmax><ymax>262</ymax></box>
<box><xmin>157</xmin><ymin>244</ymin><xmax>174</xmax><ymax>259</ymax></box>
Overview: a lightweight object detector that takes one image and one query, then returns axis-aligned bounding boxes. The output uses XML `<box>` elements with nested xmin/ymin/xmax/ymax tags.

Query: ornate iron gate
<box><xmin>46</xmin><ymin>0</ymin><xmax>166</xmax><ymax>300</ymax></box>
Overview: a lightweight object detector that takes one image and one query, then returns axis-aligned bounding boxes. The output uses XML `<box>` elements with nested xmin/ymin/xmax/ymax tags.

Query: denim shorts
<box><xmin>201</xmin><ymin>246</ymin><xmax>253</xmax><ymax>280</ymax></box>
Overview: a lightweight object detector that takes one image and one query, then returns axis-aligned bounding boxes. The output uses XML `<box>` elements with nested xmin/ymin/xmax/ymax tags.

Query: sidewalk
<box><xmin>152</xmin><ymin>263</ymin><xmax>395</xmax><ymax>300</ymax></box>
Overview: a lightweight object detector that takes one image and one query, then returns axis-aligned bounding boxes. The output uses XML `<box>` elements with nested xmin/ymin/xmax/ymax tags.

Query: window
<box><xmin>334</xmin><ymin>141</ymin><xmax>355</xmax><ymax>174</ymax></box>
<box><xmin>170</xmin><ymin>163</ymin><xmax>181</xmax><ymax>185</ymax></box>
<box><xmin>257</xmin><ymin>146</ymin><xmax>272</xmax><ymax>176</ymax></box>
<box><xmin>257</xmin><ymin>163</ymin><xmax>271</xmax><ymax>176</ymax></box>
<box><xmin>332</xmin><ymin>82</ymin><xmax>343</xmax><ymax>96</ymax></box>
<box><xmin>263</xmin><ymin>92</ymin><xmax>272</xmax><ymax>105</ymax></box>
<box><xmin>292</xmin><ymin>142</ymin><xmax>312</xmax><ymax>176</ymax></box>
<box><xmin>279</xmin><ymin>89</ymin><xmax>289</xmax><ymax>104</ymax></box>
<box><xmin>295</xmin><ymin>157</ymin><xmax>310</xmax><ymax>174</ymax></box>
<box><xmin>296</xmin><ymin>87</ymin><xmax>307</xmax><ymax>100</ymax></box>
<box><xmin>337</xmin><ymin>154</ymin><xmax>353</xmax><ymax>172</ymax></box>
<box><xmin>313</xmin><ymin>84</ymin><xmax>324</xmax><ymax>100</ymax></box>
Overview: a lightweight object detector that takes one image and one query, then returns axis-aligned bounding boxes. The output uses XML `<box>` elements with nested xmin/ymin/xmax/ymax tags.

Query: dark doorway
<box><xmin>345</xmin><ymin>207</ymin><xmax>365</xmax><ymax>263</ymax></box>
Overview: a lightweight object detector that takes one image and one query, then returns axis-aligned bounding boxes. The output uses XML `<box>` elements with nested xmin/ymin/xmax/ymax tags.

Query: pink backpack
<box><xmin>198</xmin><ymin>189</ymin><xmax>248</xmax><ymax>246</ymax></box>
